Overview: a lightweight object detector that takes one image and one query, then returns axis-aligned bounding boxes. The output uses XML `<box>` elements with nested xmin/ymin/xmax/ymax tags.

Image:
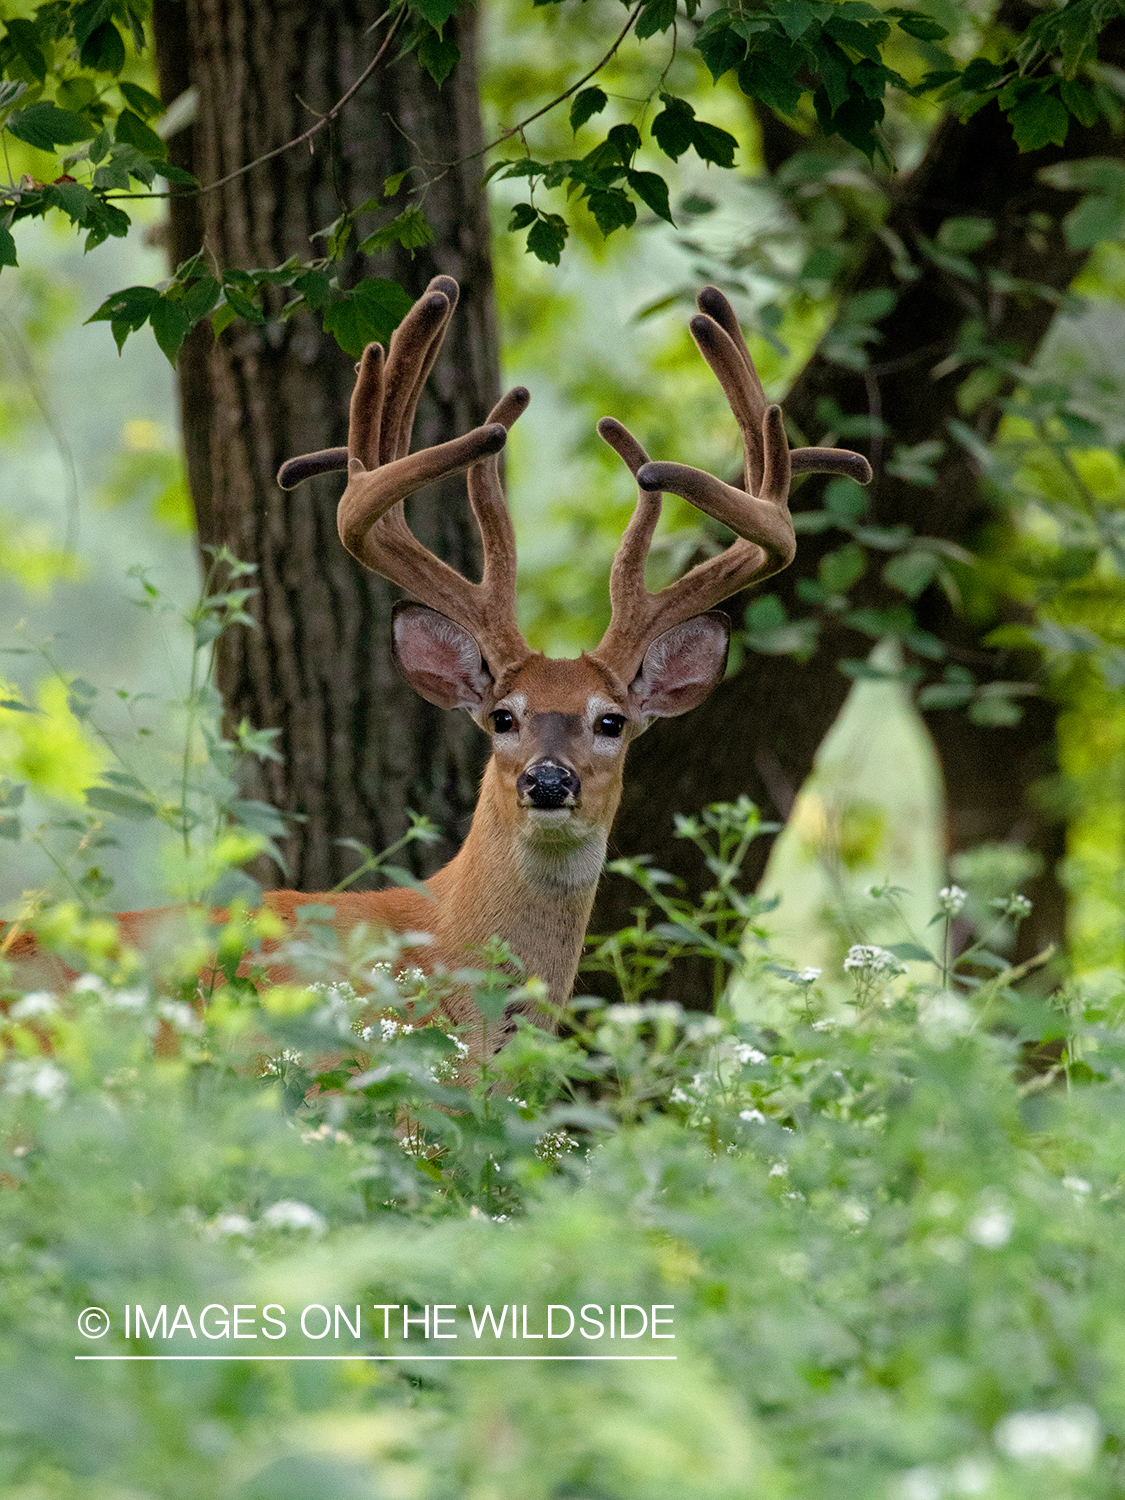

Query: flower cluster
<box><xmin>938</xmin><ymin>884</ymin><xmax>966</xmax><ymax>916</ymax></box>
<box><xmin>843</xmin><ymin>945</ymin><xmax>907</xmax><ymax>975</ymax></box>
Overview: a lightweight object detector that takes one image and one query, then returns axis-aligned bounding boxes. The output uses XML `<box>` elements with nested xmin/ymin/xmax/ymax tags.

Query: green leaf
<box><xmin>292</xmin><ymin>268</ymin><xmax>332</xmax><ymax>310</ymax></box>
<box><xmin>818</xmin><ymin>542</ymin><xmax>866</xmax><ymax>595</ymax></box>
<box><xmin>86</xmin><ymin>284</ymin><xmax>159</xmax><ymax>352</ymax></box>
<box><xmin>357</xmin><ymin>206</ymin><xmax>435</xmax><ymax>255</ymax></box>
<box><xmin>382</xmin><ymin>170</ymin><xmax>408</xmax><ymax>197</ymax></box>
<box><xmin>351</xmin><ymin>276</ymin><xmax>414</xmax><ymax>338</ymax></box>
<box><xmin>885</xmin><ymin>942</ymin><xmax>937</xmax><ymax>963</ymax></box>
<box><xmin>936</xmin><ymin>216</ymin><xmax>994</xmax><ymax>253</ymax></box>
<box><xmin>917</xmin><ymin>682</ymin><xmax>974</xmax><ymax>709</ymax></box>
<box><xmin>84</xmin><ymin>786</ymin><xmax>157</xmax><ymax>822</ymax></box>
<box><xmin>416</xmin><ymin>25</ymin><xmax>460</xmax><ymax>85</ymax></box>
<box><xmin>150</xmin><ymin>296</ymin><xmax>191</xmax><ymax>364</ymax></box>
<box><xmin>569</xmin><ymin>87</ymin><xmax>607</xmax><ymax>133</ymax></box>
<box><xmin>889</xmin><ymin>9</ymin><xmax>948</xmax><ymax>42</ymax></box>
<box><xmin>407</xmin><ymin>0</ymin><xmax>461</xmax><ymax>28</ymax></box>
<box><xmin>118</xmin><ymin>81</ymin><xmax>167</xmax><ymax>121</ymax></box>
<box><xmin>1060</xmin><ymin>78</ymin><xmax>1098</xmax><ymax>126</ymax></box>
<box><xmin>66</xmin><ymin>677</ymin><xmax>99</xmax><ymax>719</ymax></box>
<box><xmin>526</xmin><ymin>212</ymin><xmax>568</xmax><ymax>265</ymax></box>
<box><xmin>0</xmin><ymin>223</ymin><xmax>16</xmax><ymax>270</ymax></box>
<box><xmin>0</xmin><ymin>777</ymin><xmax>26</xmax><ymax>807</ymax></box>
<box><xmin>0</xmin><ymin>815</ymin><xmax>21</xmax><ymax>839</ymax></box>
<box><xmin>607</xmin><ymin>123</ymin><xmax>641</xmax><ymax>165</ymax></box>
<box><xmin>636</xmin><ymin>0</ymin><xmax>677</xmax><ymax>39</ymax></box>
<box><xmin>652</xmin><ymin>95</ymin><xmax>695</xmax><ymax>160</ymax></box>
<box><xmin>228</xmin><ymin>798</ymin><xmax>289</xmax><ymax>838</ymax></box>
<box><xmin>220</xmin><ymin>283</ymin><xmax>265</xmax><ymax>324</ymax></box>
<box><xmin>115</xmin><ymin>109</ymin><xmax>166</xmax><ymax>158</ymax></box>
<box><xmin>71</xmin><ymin>0</ymin><xmax>117</xmax><ymax>48</ymax></box>
<box><xmin>92</xmin><ymin>142</ymin><xmax>156</xmax><ymax>190</ymax></box>
<box><xmin>773</xmin><ymin>0</ymin><xmax>817</xmax><ymax>39</ymax></box>
<box><xmin>587</xmin><ymin>187</ymin><xmax>636</xmax><ymax>236</ymax></box>
<box><xmin>508</xmin><ymin>202</ymin><xmax>537</xmax><ymax>231</ymax></box>
<box><xmin>80</xmin><ymin>19</ymin><xmax>126</xmax><ymax>73</ymax></box>
<box><xmin>6</xmin><ymin>102</ymin><xmax>97</xmax><ymax>151</ymax></box>
<box><xmin>1063</xmin><ymin>191</ymin><xmax>1125</xmax><ymax>250</ymax></box>
<box><xmin>1009</xmin><ymin>90</ymin><xmax>1070</xmax><ymax>152</ymax></box>
<box><xmin>625</xmin><ymin>168</ymin><xmax>673</xmax><ymax>223</ymax></box>
<box><xmin>3</xmin><ymin>20</ymin><xmax>47</xmax><ymax>83</ymax></box>
<box><xmin>690</xmin><ymin>118</ymin><xmax>737</xmax><ymax>167</ymax></box>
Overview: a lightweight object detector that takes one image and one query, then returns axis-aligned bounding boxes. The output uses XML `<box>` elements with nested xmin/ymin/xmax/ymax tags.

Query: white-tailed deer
<box><xmin>4</xmin><ymin>277</ymin><xmax>870</xmax><ymax>1039</ymax></box>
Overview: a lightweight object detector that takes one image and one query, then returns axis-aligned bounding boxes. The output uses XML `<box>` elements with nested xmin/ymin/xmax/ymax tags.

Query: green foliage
<box><xmin>0</xmin><ymin>550</ymin><xmax>297</xmax><ymax>918</ymax></box>
<box><xmin>3</xmin><ymin>795</ymin><xmax>1125</xmax><ymax>1494</ymax></box>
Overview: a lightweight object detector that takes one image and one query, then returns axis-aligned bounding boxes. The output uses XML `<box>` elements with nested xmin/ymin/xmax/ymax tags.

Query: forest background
<box><xmin>4</xmin><ymin>1</ymin><xmax>1125</xmax><ymax>1496</ymax></box>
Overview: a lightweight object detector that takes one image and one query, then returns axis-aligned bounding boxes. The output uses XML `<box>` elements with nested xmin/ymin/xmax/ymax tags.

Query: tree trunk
<box><xmin>595</xmin><ymin>59</ymin><xmax>1125</xmax><ymax>1000</ymax></box>
<box><xmin>153</xmin><ymin>0</ymin><xmax>499</xmax><ymax>889</ymax></box>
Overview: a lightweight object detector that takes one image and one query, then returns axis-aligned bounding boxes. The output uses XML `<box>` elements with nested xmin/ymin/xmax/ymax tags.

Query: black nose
<box><xmin>517</xmin><ymin>761</ymin><xmax>580</xmax><ymax>809</ymax></box>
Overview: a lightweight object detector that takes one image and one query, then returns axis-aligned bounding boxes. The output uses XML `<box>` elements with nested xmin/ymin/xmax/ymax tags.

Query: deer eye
<box><xmin>596</xmin><ymin>713</ymin><xmax>626</xmax><ymax>738</ymax></box>
<box><xmin>490</xmin><ymin>709</ymin><xmax>516</xmax><ymax>734</ymax></box>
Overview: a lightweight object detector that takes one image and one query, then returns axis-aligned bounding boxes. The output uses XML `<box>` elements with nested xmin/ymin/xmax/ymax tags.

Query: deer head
<box><xmin>279</xmin><ymin>276</ymin><xmax>871</xmax><ymax>905</ymax></box>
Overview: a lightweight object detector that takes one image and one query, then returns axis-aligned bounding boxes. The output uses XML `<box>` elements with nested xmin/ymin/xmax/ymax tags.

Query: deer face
<box><xmin>392</xmin><ymin>603</ymin><xmax>731</xmax><ymax>846</ymax></box>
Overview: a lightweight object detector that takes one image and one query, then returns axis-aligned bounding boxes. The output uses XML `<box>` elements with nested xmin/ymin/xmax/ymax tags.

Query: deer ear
<box><xmin>392</xmin><ymin>603</ymin><xmax>493</xmax><ymax>711</ymax></box>
<box><xmin>630</xmin><ymin>613</ymin><xmax>729</xmax><ymax>719</ymax></box>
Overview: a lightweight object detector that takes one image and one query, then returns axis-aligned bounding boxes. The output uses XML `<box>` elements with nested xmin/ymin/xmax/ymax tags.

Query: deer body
<box><xmin>3</xmin><ymin>278</ymin><xmax>870</xmax><ymax>1038</ymax></box>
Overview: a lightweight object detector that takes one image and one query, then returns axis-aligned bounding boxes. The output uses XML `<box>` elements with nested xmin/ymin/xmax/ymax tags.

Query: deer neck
<box><xmin>428</xmin><ymin>758</ymin><xmax>616</xmax><ymax>1006</ymax></box>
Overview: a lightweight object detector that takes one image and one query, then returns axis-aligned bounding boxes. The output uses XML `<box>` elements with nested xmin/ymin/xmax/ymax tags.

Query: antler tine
<box><xmin>277</xmin><ymin>276</ymin><xmax>535</xmax><ymax>678</ymax></box>
<box><xmin>591</xmin><ymin>297</ymin><xmax>873</xmax><ymax>684</ymax></box>
<box><xmin>380</xmin><ymin>275</ymin><xmax>459</xmax><ymax>464</ymax></box>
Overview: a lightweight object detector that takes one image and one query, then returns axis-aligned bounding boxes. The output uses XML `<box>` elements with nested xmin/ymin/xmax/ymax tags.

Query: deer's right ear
<box><xmin>392</xmin><ymin>603</ymin><xmax>493</xmax><ymax>711</ymax></box>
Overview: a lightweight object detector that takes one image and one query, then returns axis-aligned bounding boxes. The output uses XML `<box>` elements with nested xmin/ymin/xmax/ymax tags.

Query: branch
<box><xmin>475</xmin><ymin>0</ymin><xmax>645</xmax><ymax>162</ymax></box>
<box><xmin>195</xmin><ymin>7</ymin><xmax>406</xmax><ymax>197</ymax></box>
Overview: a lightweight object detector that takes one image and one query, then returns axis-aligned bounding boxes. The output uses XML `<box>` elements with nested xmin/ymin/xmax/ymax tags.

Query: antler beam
<box><xmin>591</xmin><ymin>286</ymin><xmax>872</xmax><ymax>683</ymax></box>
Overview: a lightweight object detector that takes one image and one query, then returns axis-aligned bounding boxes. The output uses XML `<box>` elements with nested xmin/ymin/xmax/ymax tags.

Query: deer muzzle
<box><xmin>517</xmin><ymin>760</ymin><xmax>580</xmax><ymax>810</ymax></box>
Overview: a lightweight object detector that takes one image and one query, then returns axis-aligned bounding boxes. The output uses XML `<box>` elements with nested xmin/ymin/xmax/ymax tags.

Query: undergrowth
<box><xmin>3</xmin><ymin>570</ymin><xmax>1125</xmax><ymax>1498</ymax></box>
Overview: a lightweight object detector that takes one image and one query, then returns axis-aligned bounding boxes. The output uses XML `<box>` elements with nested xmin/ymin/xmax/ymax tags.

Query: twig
<box><xmin>477</xmin><ymin>0</ymin><xmax>645</xmax><ymax>162</ymax></box>
<box><xmin>195</xmin><ymin>6</ymin><xmax>405</xmax><ymax>197</ymax></box>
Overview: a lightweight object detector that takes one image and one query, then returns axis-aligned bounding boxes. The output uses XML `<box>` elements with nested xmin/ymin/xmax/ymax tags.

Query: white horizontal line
<box><xmin>75</xmin><ymin>1354</ymin><xmax>677</xmax><ymax>1363</ymax></box>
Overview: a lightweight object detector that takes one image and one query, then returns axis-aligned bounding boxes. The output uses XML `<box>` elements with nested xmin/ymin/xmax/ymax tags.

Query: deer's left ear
<box><xmin>629</xmin><ymin>612</ymin><xmax>730</xmax><ymax>719</ymax></box>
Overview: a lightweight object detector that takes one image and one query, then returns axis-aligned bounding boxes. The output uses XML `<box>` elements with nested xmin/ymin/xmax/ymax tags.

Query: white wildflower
<box><xmin>966</xmin><ymin>1206</ymin><xmax>1012</xmax><ymax>1249</ymax></box>
<box><xmin>260</xmin><ymin>1200</ymin><xmax>327</xmax><ymax>1236</ymax></box>
<box><xmin>446</xmin><ymin>1034</ymin><xmax>470</xmax><ymax>1058</ymax></box>
<box><xmin>797</xmin><ymin>967</ymin><xmax>822</xmax><ymax>984</ymax></box>
<box><xmin>299</xmin><ymin>1121</ymin><xmax>351</xmax><ymax>1145</ymax></box>
<box><xmin>938</xmin><ymin>885</ymin><xmax>967</xmax><ymax>916</ymax></box>
<box><xmin>844</xmin><ymin>944</ymin><xmax>907</xmax><ymax>975</ymax></box>
<box><xmin>919</xmin><ymin>991</ymin><xmax>973</xmax><ymax>1040</ymax></box>
<box><xmin>768</xmin><ymin>1162</ymin><xmax>788</xmax><ymax>1177</ymax></box>
<box><xmin>379</xmin><ymin>1017</ymin><xmax>414</xmax><ymax>1041</ymax></box>
<box><xmin>158</xmin><ymin>1000</ymin><xmax>203</xmax><ymax>1036</ymax></box>
<box><xmin>732</xmin><ymin>1042</ymin><xmax>767</xmax><ymax>1065</ymax></box>
<box><xmin>1062</xmin><ymin>1175</ymin><xmax>1092</xmax><ymax>1197</ymax></box>
<box><xmin>260</xmin><ymin>1048</ymin><xmax>303</xmax><ymax>1078</ymax></box>
<box><xmin>209</xmin><ymin>1213</ymin><xmax>254</xmax><ymax>1239</ymax></box>
<box><xmin>3</xmin><ymin>1059</ymin><xmax>68</xmax><ymax>1106</ymax></box>
<box><xmin>71</xmin><ymin>973</ymin><xmax>107</xmax><ymax>996</ymax></box>
<box><xmin>994</xmin><ymin>1406</ymin><xmax>1101</xmax><ymax>1471</ymax></box>
<box><xmin>991</xmin><ymin>893</ymin><xmax>1032</xmax><ymax>917</ymax></box>
<box><xmin>9</xmin><ymin>991</ymin><xmax>58</xmax><ymax>1018</ymax></box>
<box><xmin>535</xmin><ymin>1128</ymin><xmax>576</xmax><ymax>1161</ymax></box>
<box><xmin>669</xmin><ymin>1087</ymin><xmax>691</xmax><ymax>1104</ymax></box>
<box><xmin>103</xmin><ymin>987</ymin><xmax>148</xmax><ymax>1010</ymax></box>
<box><xmin>739</xmin><ymin>1107</ymin><xmax>766</xmax><ymax>1123</ymax></box>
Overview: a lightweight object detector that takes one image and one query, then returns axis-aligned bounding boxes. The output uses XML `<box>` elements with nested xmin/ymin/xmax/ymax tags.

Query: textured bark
<box><xmin>595</xmin><ymin>46</ymin><xmax>1125</xmax><ymax>999</ymax></box>
<box><xmin>153</xmin><ymin>0</ymin><xmax>499</xmax><ymax>888</ymax></box>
